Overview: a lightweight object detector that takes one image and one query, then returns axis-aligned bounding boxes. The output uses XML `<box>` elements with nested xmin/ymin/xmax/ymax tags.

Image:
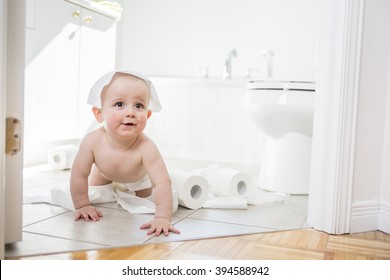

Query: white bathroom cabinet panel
<box><xmin>77</xmin><ymin>7</ymin><xmax>117</xmax><ymax>137</ymax></box>
<box><xmin>25</xmin><ymin>0</ymin><xmax>117</xmax><ymax>149</ymax></box>
<box><xmin>145</xmin><ymin>78</ymin><xmax>266</xmax><ymax>168</ymax></box>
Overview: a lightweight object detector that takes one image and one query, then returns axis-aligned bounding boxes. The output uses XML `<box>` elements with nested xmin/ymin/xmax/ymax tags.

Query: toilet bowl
<box><xmin>243</xmin><ymin>79</ymin><xmax>315</xmax><ymax>194</ymax></box>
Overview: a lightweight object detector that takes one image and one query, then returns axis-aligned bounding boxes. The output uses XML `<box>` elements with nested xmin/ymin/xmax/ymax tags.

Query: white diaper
<box><xmin>112</xmin><ymin>176</ymin><xmax>152</xmax><ymax>194</ymax></box>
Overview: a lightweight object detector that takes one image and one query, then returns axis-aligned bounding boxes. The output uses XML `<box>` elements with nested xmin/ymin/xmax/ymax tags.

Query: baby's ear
<box><xmin>147</xmin><ymin>110</ymin><xmax>152</xmax><ymax>119</ymax></box>
<box><xmin>92</xmin><ymin>106</ymin><xmax>104</xmax><ymax>123</ymax></box>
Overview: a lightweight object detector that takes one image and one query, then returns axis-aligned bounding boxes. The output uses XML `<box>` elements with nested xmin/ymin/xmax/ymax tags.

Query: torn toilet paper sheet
<box><xmin>23</xmin><ymin>195</ymin><xmax>52</xmax><ymax>204</ymax></box>
<box><xmin>50</xmin><ymin>184</ymin><xmax>117</xmax><ymax>211</ymax></box>
<box><xmin>246</xmin><ymin>189</ymin><xmax>288</xmax><ymax>205</ymax></box>
<box><xmin>24</xmin><ymin>183</ymin><xmax>179</xmax><ymax>214</ymax></box>
<box><xmin>114</xmin><ymin>189</ymin><xmax>179</xmax><ymax>214</ymax></box>
<box><xmin>203</xmin><ymin>195</ymin><xmax>248</xmax><ymax>209</ymax></box>
<box><xmin>114</xmin><ymin>190</ymin><xmax>156</xmax><ymax>214</ymax></box>
<box><xmin>202</xmin><ymin>189</ymin><xmax>287</xmax><ymax>209</ymax></box>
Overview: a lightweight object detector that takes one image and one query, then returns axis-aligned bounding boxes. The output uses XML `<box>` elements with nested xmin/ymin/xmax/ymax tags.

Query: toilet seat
<box><xmin>246</xmin><ymin>79</ymin><xmax>315</xmax><ymax>92</ymax></box>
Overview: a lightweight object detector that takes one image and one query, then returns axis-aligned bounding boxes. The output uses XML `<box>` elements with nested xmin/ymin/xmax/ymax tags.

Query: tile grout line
<box><xmin>22</xmin><ymin>230</ymin><xmax>110</xmax><ymax>247</ymax></box>
<box><xmin>141</xmin><ymin>209</ymin><xmax>199</xmax><ymax>243</ymax></box>
<box><xmin>22</xmin><ymin>209</ymin><xmax>72</xmax><ymax>227</ymax></box>
<box><xmin>180</xmin><ymin>215</ymin><xmax>285</xmax><ymax>231</ymax></box>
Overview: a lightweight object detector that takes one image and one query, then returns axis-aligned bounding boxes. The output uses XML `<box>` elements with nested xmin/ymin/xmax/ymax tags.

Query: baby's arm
<box><xmin>140</xmin><ymin>141</ymin><xmax>180</xmax><ymax>236</ymax></box>
<box><xmin>70</xmin><ymin>135</ymin><xmax>102</xmax><ymax>221</ymax></box>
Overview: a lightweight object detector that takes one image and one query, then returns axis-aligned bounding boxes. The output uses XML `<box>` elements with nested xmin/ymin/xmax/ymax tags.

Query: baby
<box><xmin>70</xmin><ymin>70</ymin><xmax>180</xmax><ymax>236</ymax></box>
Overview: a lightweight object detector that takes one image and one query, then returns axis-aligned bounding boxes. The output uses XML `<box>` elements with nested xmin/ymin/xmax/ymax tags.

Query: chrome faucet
<box><xmin>261</xmin><ymin>50</ymin><xmax>274</xmax><ymax>78</ymax></box>
<box><xmin>222</xmin><ymin>47</ymin><xmax>237</xmax><ymax>79</ymax></box>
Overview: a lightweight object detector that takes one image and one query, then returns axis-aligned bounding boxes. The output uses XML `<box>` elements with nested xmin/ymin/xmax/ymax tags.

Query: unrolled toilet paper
<box><xmin>50</xmin><ymin>183</ymin><xmax>179</xmax><ymax>214</ymax></box>
<box><xmin>203</xmin><ymin>195</ymin><xmax>248</xmax><ymax>209</ymax></box>
<box><xmin>207</xmin><ymin>167</ymin><xmax>255</xmax><ymax>197</ymax></box>
<box><xmin>115</xmin><ymin>190</ymin><xmax>156</xmax><ymax>214</ymax></box>
<box><xmin>51</xmin><ymin>183</ymin><xmax>117</xmax><ymax>211</ymax></box>
<box><xmin>169</xmin><ymin>170</ymin><xmax>210</xmax><ymax>209</ymax></box>
<box><xmin>172</xmin><ymin>191</ymin><xmax>179</xmax><ymax>213</ymax></box>
<box><xmin>143</xmin><ymin>190</ymin><xmax>179</xmax><ymax>213</ymax></box>
<box><xmin>48</xmin><ymin>144</ymin><xmax>78</xmax><ymax>170</ymax></box>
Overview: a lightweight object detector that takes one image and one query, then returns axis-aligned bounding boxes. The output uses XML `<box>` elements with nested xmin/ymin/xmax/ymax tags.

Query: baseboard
<box><xmin>350</xmin><ymin>200</ymin><xmax>379</xmax><ymax>233</ymax></box>
<box><xmin>378</xmin><ymin>200</ymin><xmax>390</xmax><ymax>233</ymax></box>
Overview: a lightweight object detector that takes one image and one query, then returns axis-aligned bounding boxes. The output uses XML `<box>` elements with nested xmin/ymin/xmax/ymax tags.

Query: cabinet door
<box><xmin>77</xmin><ymin>8</ymin><xmax>117</xmax><ymax>137</ymax></box>
<box><xmin>25</xmin><ymin>0</ymin><xmax>81</xmax><ymax>143</ymax></box>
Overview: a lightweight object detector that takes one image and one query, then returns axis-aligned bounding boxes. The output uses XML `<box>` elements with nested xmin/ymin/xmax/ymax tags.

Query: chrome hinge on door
<box><xmin>6</xmin><ymin>117</ymin><xmax>21</xmax><ymax>155</ymax></box>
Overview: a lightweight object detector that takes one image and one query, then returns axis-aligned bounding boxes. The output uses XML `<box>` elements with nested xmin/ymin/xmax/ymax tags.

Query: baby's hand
<box><xmin>74</xmin><ymin>205</ymin><xmax>103</xmax><ymax>222</ymax></box>
<box><xmin>140</xmin><ymin>217</ymin><xmax>180</xmax><ymax>236</ymax></box>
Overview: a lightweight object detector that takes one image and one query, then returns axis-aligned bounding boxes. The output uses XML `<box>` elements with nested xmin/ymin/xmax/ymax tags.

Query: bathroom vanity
<box><xmin>25</xmin><ymin>0</ymin><xmax>120</xmax><ymax>164</ymax></box>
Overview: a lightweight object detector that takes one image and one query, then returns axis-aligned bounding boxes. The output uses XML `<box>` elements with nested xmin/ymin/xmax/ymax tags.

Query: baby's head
<box><xmin>88</xmin><ymin>70</ymin><xmax>162</xmax><ymax>112</ymax></box>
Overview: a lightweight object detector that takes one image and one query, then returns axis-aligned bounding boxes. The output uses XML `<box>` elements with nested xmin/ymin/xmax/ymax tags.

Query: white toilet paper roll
<box><xmin>208</xmin><ymin>168</ymin><xmax>255</xmax><ymax>197</ymax></box>
<box><xmin>48</xmin><ymin>144</ymin><xmax>78</xmax><ymax>170</ymax></box>
<box><xmin>169</xmin><ymin>170</ymin><xmax>210</xmax><ymax>209</ymax></box>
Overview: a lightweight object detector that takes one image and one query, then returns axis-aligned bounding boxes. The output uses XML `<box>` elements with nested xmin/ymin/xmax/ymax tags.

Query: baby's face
<box><xmin>98</xmin><ymin>74</ymin><xmax>151</xmax><ymax>139</ymax></box>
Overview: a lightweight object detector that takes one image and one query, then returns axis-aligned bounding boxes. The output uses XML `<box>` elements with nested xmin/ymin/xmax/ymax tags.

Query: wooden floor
<box><xmin>9</xmin><ymin>228</ymin><xmax>390</xmax><ymax>260</ymax></box>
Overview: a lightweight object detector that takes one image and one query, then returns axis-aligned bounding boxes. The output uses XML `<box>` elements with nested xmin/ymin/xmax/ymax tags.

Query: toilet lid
<box><xmin>247</xmin><ymin>79</ymin><xmax>315</xmax><ymax>92</ymax></box>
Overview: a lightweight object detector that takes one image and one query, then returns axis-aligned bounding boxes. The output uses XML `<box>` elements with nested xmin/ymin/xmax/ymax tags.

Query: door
<box><xmin>0</xmin><ymin>0</ymin><xmax>6</xmax><ymax>260</ymax></box>
<box><xmin>0</xmin><ymin>0</ymin><xmax>25</xmax><ymax>255</ymax></box>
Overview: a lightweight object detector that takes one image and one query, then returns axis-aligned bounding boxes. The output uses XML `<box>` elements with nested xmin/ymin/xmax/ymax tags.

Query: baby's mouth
<box><xmin>122</xmin><ymin>122</ymin><xmax>136</xmax><ymax>126</ymax></box>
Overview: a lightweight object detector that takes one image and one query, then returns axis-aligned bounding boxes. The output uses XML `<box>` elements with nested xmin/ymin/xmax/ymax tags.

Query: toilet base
<box><xmin>258</xmin><ymin>133</ymin><xmax>312</xmax><ymax>194</ymax></box>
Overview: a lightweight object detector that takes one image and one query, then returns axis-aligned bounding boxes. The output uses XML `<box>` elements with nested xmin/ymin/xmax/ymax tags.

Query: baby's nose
<box><xmin>124</xmin><ymin>107</ymin><xmax>135</xmax><ymax>117</ymax></box>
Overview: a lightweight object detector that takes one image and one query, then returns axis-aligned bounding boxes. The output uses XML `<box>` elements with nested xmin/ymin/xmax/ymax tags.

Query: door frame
<box><xmin>308</xmin><ymin>0</ymin><xmax>364</xmax><ymax>234</ymax></box>
<box><xmin>1</xmin><ymin>0</ymin><xmax>25</xmax><ymax>259</ymax></box>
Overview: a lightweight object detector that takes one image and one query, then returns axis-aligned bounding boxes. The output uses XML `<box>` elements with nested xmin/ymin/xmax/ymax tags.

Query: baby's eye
<box><xmin>114</xmin><ymin>102</ymin><xmax>125</xmax><ymax>107</ymax></box>
<box><xmin>135</xmin><ymin>103</ymin><xmax>145</xmax><ymax>109</ymax></box>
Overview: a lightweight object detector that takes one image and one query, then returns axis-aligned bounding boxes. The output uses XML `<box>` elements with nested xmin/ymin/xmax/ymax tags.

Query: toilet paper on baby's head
<box><xmin>87</xmin><ymin>70</ymin><xmax>162</xmax><ymax>112</ymax></box>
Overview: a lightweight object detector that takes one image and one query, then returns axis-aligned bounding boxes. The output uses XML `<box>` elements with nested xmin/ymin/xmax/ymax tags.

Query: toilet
<box><xmin>243</xmin><ymin>79</ymin><xmax>315</xmax><ymax>194</ymax></box>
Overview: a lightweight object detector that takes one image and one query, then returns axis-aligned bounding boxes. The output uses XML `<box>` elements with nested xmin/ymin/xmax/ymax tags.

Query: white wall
<box><xmin>350</xmin><ymin>0</ymin><xmax>390</xmax><ymax>232</ymax></box>
<box><xmin>117</xmin><ymin>0</ymin><xmax>319</xmax><ymax>167</ymax></box>
<box><xmin>353</xmin><ymin>0</ymin><xmax>389</xmax><ymax>202</ymax></box>
<box><xmin>379</xmin><ymin>56</ymin><xmax>390</xmax><ymax>233</ymax></box>
<box><xmin>118</xmin><ymin>0</ymin><xmax>319</xmax><ymax>79</ymax></box>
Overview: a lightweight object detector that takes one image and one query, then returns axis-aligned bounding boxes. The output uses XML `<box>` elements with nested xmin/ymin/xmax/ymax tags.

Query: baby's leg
<box><xmin>88</xmin><ymin>164</ymin><xmax>112</xmax><ymax>186</ymax></box>
<box><xmin>135</xmin><ymin>187</ymin><xmax>153</xmax><ymax>198</ymax></box>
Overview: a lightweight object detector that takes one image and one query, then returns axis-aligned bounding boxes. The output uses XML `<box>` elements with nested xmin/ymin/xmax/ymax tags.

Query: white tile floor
<box><xmin>5</xmin><ymin>161</ymin><xmax>308</xmax><ymax>258</ymax></box>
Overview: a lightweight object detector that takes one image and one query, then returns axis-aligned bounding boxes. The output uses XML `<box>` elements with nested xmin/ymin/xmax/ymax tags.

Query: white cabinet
<box><xmin>25</xmin><ymin>0</ymin><xmax>118</xmax><ymax>154</ymax></box>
